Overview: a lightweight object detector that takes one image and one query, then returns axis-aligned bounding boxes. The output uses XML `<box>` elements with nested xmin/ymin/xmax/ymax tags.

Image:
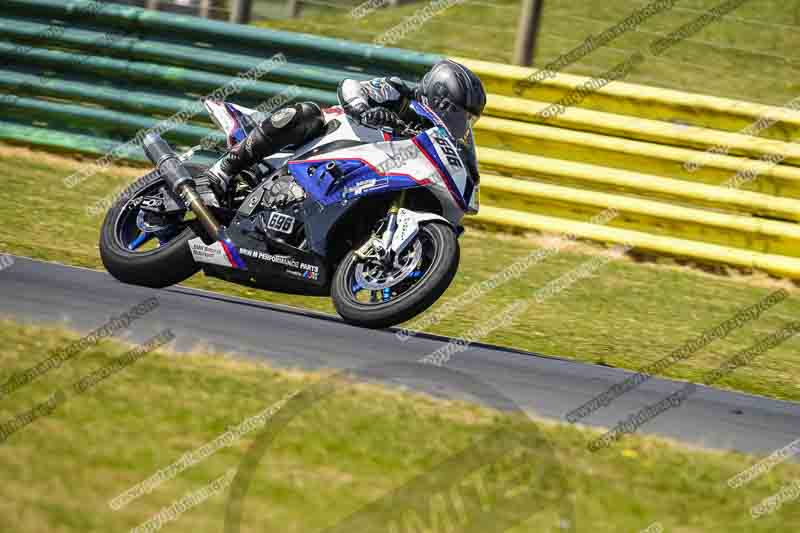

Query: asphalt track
<box><xmin>1</xmin><ymin>256</ymin><xmax>797</xmax><ymax>456</ymax></box>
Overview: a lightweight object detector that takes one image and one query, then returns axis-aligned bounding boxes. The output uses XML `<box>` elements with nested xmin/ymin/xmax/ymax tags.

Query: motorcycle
<box><xmin>99</xmin><ymin>98</ymin><xmax>480</xmax><ymax>328</ymax></box>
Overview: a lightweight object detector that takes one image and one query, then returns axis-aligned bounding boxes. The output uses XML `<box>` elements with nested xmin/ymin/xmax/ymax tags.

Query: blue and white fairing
<box><xmin>258</xmin><ymin>103</ymin><xmax>480</xmax><ymax>226</ymax></box>
<box><xmin>204</xmin><ymin>99</ymin><xmax>262</xmax><ymax>147</ymax></box>
<box><xmin>189</xmin><ymin>100</ymin><xmax>479</xmax><ymax>279</ymax></box>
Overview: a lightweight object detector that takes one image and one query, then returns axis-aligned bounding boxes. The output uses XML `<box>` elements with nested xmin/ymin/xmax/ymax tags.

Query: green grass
<box><xmin>255</xmin><ymin>0</ymin><xmax>800</xmax><ymax>107</ymax></box>
<box><xmin>1</xmin><ymin>143</ymin><xmax>799</xmax><ymax>405</ymax></box>
<box><xmin>1</xmin><ymin>319</ymin><xmax>799</xmax><ymax>532</ymax></box>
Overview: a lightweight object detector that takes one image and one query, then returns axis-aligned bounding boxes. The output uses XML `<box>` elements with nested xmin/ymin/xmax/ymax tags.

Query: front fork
<box><xmin>355</xmin><ymin>191</ymin><xmax>406</xmax><ymax>264</ymax></box>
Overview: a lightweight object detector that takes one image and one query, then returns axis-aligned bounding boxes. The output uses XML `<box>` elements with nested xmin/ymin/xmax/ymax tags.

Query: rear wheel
<box><xmin>331</xmin><ymin>222</ymin><xmax>459</xmax><ymax>328</ymax></box>
<box><xmin>99</xmin><ymin>165</ymin><xmax>206</xmax><ymax>288</ymax></box>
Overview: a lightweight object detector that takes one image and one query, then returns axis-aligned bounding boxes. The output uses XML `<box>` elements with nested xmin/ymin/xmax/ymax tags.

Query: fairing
<box><xmin>189</xmin><ymin>100</ymin><xmax>479</xmax><ymax>288</ymax></box>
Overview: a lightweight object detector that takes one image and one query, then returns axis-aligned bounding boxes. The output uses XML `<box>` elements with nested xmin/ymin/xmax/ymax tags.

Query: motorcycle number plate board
<box><xmin>267</xmin><ymin>212</ymin><xmax>295</xmax><ymax>234</ymax></box>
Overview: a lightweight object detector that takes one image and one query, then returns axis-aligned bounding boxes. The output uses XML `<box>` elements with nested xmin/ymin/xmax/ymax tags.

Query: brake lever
<box><xmin>391</xmin><ymin>119</ymin><xmax>419</xmax><ymax>137</ymax></box>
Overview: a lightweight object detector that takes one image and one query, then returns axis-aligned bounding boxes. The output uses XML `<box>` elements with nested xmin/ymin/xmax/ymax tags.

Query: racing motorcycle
<box><xmin>99</xmin><ymin>97</ymin><xmax>479</xmax><ymax>328</ymax></box>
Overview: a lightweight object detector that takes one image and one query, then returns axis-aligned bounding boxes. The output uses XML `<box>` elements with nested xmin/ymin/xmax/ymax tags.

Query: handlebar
<box><xmin>387</xmin><ymin>118</ymin><xmax>421</xmax><ymax>138</ymax></box>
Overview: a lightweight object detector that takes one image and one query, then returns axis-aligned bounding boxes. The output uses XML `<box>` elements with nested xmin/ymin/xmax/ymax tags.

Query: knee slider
<box><xmin>258</xmin><ymin>102</ymin><xmax>324</xmax><ymax>147</ymax></box>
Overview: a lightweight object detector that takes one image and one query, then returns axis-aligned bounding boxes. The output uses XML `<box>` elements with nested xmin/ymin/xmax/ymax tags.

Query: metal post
<box><xmin>200</xmin><ymin>0</ymin><xmax>213</xmax><ymax>18</ymax></box>
<box><xmin>230</xmin><ymin>0</ymin><xmax>253</xmax><ymax>23</ymax></box>
<box><xmin>287</xmin><ymin>0</ymin><xmax>301</xmax><ymax>18</ymax></box>
<box><xmin>513</xmin><ymin>0</ymin><xmax>544</xmax><ymax>67</ymax></box>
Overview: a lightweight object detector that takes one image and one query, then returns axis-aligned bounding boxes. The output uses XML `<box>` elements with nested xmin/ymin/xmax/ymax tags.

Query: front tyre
<box><xmin>331</xmin><ymin>222</ymin><xmax>459</xmax><ymax>329</ymax></box>
<box><xmin>99</xmin><ymin>165</ymin><xmax>205</xmax><ymax>288</ymax></box>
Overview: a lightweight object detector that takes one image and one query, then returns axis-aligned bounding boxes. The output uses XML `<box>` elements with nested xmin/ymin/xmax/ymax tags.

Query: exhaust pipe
<box><xmin>142</xmin><ymin>133</ymin><xmax>221</xmax><ymax>238</ymax></box>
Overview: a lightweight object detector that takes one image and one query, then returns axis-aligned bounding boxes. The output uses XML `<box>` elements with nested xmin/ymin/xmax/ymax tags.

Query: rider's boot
<box><xmin>197</xmin><ymin>103</ymin><xmax>325</xmax><ymax>207</ymax></box>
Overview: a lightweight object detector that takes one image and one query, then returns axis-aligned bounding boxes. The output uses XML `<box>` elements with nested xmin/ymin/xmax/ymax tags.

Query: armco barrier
<box><xmin>477</xmin><ymin>148</ymin><xmax>800</xmax><ymax>221</ymax></box>
<box><xmin>474</xmin><ymin>116</ymin><xmax>800</xmax><ymax>198</ymax></box>
<box><xmin>475</xmin><ymin>207</ymin><xmax>800</xmax><ymax>279</ymax></box>
<box><xmin>3</xmin><ymin>0</ymin><xmax>800</xmax><ymax>278</ymax></box>
<box><xmin>484</xmin><ymin>93</ymin><xmax>800</xmax><ymax>165</ymax></box>
<box><xmin>479</xmin><ymin>177</ymin><xmax>800</xmax><ymax>258</ymax></box>
<box><xmin>458</xmin><ymin>56</ymin><xmax>800</xmax><ymax>143</ymax></box>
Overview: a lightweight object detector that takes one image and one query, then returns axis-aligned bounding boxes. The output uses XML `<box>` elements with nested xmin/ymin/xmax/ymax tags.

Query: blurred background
<box><xmin>120</xmin><ymin>0</ymin><xmax>800</xmax><ymax>106</ymax></box>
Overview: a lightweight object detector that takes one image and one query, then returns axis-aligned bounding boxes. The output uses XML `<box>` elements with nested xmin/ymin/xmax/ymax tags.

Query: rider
<box><xmin>200</xmin><ymin>59</ymin><xmax>487</xmax><ymax>200</ymax></box>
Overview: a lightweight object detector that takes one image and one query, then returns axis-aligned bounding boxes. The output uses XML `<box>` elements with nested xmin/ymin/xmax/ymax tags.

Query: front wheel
<box><xmin>331</xmin><ymin>222</ymin><xmax>459</xmax><ymax>329</ymax></box>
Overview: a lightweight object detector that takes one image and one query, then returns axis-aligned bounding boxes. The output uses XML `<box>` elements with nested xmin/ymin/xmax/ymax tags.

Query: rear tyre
<box><xmin>99</xmin><ymin>165</ymin><xmax>206</xmax><ymax>288</ymax></box>
<box><xmin>331</xmin><ymin>222</ymin><xmax>459</xmax><ymax>329</ymax></box>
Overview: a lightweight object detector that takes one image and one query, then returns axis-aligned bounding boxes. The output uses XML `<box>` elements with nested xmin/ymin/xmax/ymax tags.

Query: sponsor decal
<box><xmin>240</xmin><ymin>248</ymin><xmax>319</xmax><ymax>279</ymax></box>
<box><xmin>433</xmin><ymin>131</ymin><xmax>463</xmax><ymax>168</ymax></box>
<box><xmin>375</xmin><ymin>144</ymin><xmax>419</xmax><ymax>174</ymax></box>
<box><xmin>138</xmin><ymin>195</ymin><xmax>164</xmax><ymax>211</ymax></box>
<box><xmin>286</xmin><ymin>268</ymin><xmax>320</xmax><ymax>281</ymax></box>
<box><xmin>266</xmin><ymin>212</ymin><xmax>295</xmax><ymax>234</ymax></box>
<box><xmin>188</xmin><ymin>238</ymin><xmax>234</xmax><ymax>268</ymax></box>
<box><xmin>342</xmin><ymin>178</ymin><xmax>389</xmax><ymax>198</ymax></box>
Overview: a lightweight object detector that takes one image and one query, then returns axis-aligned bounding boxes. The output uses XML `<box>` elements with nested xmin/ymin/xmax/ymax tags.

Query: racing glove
<box><xmin>360</xmin><ymin>107</ymin><xmax>401</xmax><ymax>129</ymax></box>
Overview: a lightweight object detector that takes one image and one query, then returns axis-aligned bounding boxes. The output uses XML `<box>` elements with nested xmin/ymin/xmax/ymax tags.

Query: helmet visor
<box><xmin>435</xmin><ymin>105</ymin><xmax>477</xmax><ymax>143</ymax></box>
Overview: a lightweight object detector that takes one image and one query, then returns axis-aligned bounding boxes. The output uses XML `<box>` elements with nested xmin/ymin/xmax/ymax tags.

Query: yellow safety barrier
<box><xmin>478</xmin><ymin>147</ymin><xmax>800</xmax><ymax>222</ymax></box>
<box><xmin>484</xmin><ymin>94</ymin><xmax>800</xmax><ymax>165</ymax></box>
<box><xmin>478</xmin><ymin>177</ymin><xmax>800</xmax><ymax>258</ymax></box>
<box><xmin>456</xmin><ymin>56</ymin><xmax>800</xmax><ymax>143</ymax></box>
<box><xmin>474</xmin><ymin>117</ymin><xmax>800</xmax><ymax>198</ymax></box>
<box><xmin>471</xmin><ymin>206</ymin><xmax>800</xmax><ymax>279</ymax></box>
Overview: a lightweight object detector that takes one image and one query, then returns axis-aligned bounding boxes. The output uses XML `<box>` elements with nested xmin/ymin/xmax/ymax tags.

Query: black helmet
<box><xmin>417</xmin><ymin>60</ymin><xmax>486</xmax><ymax>141</ymax></box>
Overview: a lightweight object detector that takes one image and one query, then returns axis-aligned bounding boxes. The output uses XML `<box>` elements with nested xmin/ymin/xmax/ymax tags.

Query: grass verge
<box><xmin>256</xmin><ymin>0</ymin><xmax>800</xmax><ymax>107</ymax></box>
<box><xmin>0</xmin><ymin>143</ymin><xmax>799</xmax><ymax>404</ymax></box>
<box><xmin>1</xmin><ymin>319</ymin><xmax>799</xmax><ymax>532</ymax></box>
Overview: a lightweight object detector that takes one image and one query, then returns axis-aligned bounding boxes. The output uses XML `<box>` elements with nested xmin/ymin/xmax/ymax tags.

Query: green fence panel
<box><xmin>0</xmin><ymin>120</ymin><xmax>125</xmax><ymax>157</ymax></box>
<box><xmin>0</xmin><ymin>1</ymin><xmax>439</xmax><ymax>171</ymax></box>
<box><xmin>5</xmin><ymin>0</ymin><xmax>442</xmax><ymax>76</ymax></box>
<box><xmin>0</xmin><ymin>18</ymin><xmax>366</xmax><ymax>90</ymax></box>
<box><xmin>0</xmin><ymin>43</ymin><xmax>338</xmax><ymax>107</ymax></box>
<box><xmin>4</xmin><ymin>96</ymin><xmax>222</xmax><ymax>146</ymax></box>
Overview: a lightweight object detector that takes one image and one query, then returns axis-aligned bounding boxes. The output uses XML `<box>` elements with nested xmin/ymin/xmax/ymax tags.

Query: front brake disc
<box><xmin>354</xmin><ymin>239</ymin><xmax>422</xmax><ymax>290</ymax></box>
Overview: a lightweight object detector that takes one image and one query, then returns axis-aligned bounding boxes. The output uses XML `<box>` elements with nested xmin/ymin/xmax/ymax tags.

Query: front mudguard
<box><xmin>389</xmin><ymin>208</ymin><xmax>453</xmax><ymax>256</ymax></box>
